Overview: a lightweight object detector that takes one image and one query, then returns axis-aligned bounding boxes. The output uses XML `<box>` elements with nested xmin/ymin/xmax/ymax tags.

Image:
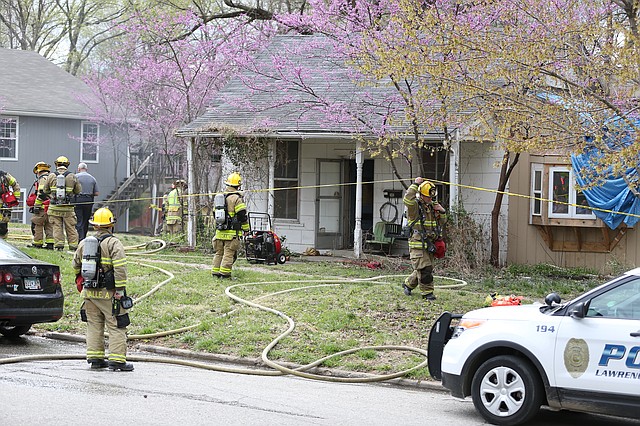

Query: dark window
<box><xmin>274</xmin><ymin>140</ymin><xmax>299</xmax><ymax>220</ymax></box>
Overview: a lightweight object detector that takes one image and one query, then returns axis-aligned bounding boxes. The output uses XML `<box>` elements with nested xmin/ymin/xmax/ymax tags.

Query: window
<box><xmin>586</xmin><ymin>279</ymin><xmax>640</xmax><ymax>320</ymax></box>
<box><xmin>548</xmin><ymin>167</ymin><xmax>595</xmax><ymax>219</ymax></box>
<box><xmin>274</xmin><ymin>140</ymin><xmax>299</xmax><ymax>220</ymax></box>
<box><xmin>81</xmin><ymin>122</ymin><xmax>99</xmax><ymax>162</ymax></box>
<box><xmin>531</xmin><ymin>164</ymin><xmax>542</xmax><ymax>216</ymax></box>
<box><xmin>0</xmin><ymin>116</ymin><xmax>18</xmax><ymax>159</ymax></box>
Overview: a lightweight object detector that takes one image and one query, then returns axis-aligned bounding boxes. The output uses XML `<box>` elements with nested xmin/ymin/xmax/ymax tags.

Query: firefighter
<box><xmin>36</xmin><ymin>156</ymin><xmax>82</xmax><ymax>250</ymax></box>
<box><xmin>402</xmin><ymin>177</ymin><xmax>446</xmax><ymax>301</ymax></box>
<box><xmin>212</xmin><ymin>172</ymin><xmax>250</xmax><ymax>278</ymax></box>
<box><xmin>28</xmin><ymin>162</ymin><xmax>54</xmax><ymax>249</ymax></box>
<box><xmin>0</xmin><ymin>170</ymin><xmax>20</xmax><ymax>239</ymax></box>
<box><xmin>165</xmin><ymin>179</ymin><xmax>187</xmax><ymax>236</ymax></box>
<box><xmin>72</xmin><ymin>207</ymin><xmax>133</xmax><ymax>371</ymax></box>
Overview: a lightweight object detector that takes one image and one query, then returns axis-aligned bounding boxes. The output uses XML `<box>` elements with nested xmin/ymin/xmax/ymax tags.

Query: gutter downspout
<box><xmin>354</xmin><ymin>140</ymin><xmax>363</xmax><ymax>259</ymax></box>
<box><xmin>186</xmin><ymin>137</ymin><xmax>196</xmax><ymax>247</ymax></box>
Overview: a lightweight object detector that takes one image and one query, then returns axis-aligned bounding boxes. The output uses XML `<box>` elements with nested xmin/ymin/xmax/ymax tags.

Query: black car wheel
<box><xmin>471</xmin><ymin>355</ymin><xmax>543</xmax><ymax>425</ymax></box>
<box><xmin>0</xmin><ymin>324</ymin><xmax>32</xmax><ymax>338</ymax></box>
<box><xmin>277</xmin><ymin>253</ymin><xmax>287</xmax><ymax>264</ymax></box>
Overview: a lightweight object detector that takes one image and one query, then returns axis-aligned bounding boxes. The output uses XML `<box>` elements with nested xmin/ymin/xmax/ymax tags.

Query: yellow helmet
<box><xmin>54</xmin><ymin>156</ymin><xmax>70</xmax><ymax>167</ymax></box>
<box><xmin>89</xmin><ymin>207</ymin><xmax>116</xmax><ymax>227</ymax></box>
<box><xmin>225</xmin><ymin>172</ymin><xmax>242</xmax><ymax>188</ymax></box>
<box><xmin>418</xmin><ymin>181</ymin><xmax>437</xmax><ymax>198</ymax></box>
<box><xmin>33</xmin><ymin>161</ymin><xmax>51</xmax><ymax>174</ymax></box>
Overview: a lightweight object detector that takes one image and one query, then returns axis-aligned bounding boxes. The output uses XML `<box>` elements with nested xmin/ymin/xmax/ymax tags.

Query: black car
<box><xmin>0</xmin><ymin>239</ymin><xmax>63</xmax><ymax>337</ymax></box>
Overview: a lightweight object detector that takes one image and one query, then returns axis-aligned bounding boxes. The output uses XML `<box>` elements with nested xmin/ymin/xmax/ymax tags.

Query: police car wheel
<box><xmin>0</xmin><ymin>324</ymin><xmax>32</xmax><ymax>337</ymax></box>
<box><xmin>471</xmin><ymin>355</ymin><xmax>543</xmax><ymax>426</ymax></box>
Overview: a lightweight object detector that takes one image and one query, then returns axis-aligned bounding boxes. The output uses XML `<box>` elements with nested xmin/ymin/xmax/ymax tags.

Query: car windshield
<box><xmin>0</xmin><ymin>239</ymin><xmax>31</xmax><ymax>260</ymax></box>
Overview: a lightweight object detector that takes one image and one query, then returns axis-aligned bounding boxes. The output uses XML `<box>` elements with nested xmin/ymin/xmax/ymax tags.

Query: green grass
<box><xmin>9</xmin><ymin>228</ymin><xmax>607</xmax><ymax>382</ymax></box>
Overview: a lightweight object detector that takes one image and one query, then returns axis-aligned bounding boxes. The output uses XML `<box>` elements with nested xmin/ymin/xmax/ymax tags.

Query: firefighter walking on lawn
<box><xmin>36</xmin><ymin>156</ymin><xmax>82</xmax><ymax>250</ymax></box>
<box><xmin>72</xmin><ymin>207</ymin><xmax>133</xmax><ymax>371</ymax></box>
<box><xmin>212</xmin><ymin>172</ymin><xmax>250</xmax><ymax>279</ymax></box>
<box><xmin>28</xmin><ymin>162</ymin><xmax>54</xmax><ymax>249</ymax></box>
<box><xmin>402</xmin><ymin>177</ymin><xmax>446</xmax><ymax>301</ymax></box>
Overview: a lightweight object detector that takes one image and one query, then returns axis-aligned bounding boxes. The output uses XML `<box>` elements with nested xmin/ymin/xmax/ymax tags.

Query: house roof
<box><xmin>0</xmin><ymin>48</ymin><xmax>96</xmax><ymax>120</ymax></box>
<box><xmin>176</xmin><ymin>35</ymin><xmax>449</xmax><ymax>140</ymax></box>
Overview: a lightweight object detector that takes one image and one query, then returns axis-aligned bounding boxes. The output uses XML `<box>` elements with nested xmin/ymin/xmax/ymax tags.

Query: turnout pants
<box><xmin>405</xmin><ymin>247</ymin><xmax>435</xmax><ymax>294</ymax></box>
<box><xmin>85</xmin><ymin>295</ymin><xmax>128</xmax><ymax>364</ymax></box>
<box><xmin>212</xmin><ymin>238</ymin><xmax>241</xmax><ymax>277</ymax></box>
<box><xmin>49</xmin><ymin>212</ymin><xmax>79</xmax><ymax>249</ymax></box>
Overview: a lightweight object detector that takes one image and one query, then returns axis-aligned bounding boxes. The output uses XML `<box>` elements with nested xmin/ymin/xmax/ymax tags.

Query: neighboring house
<box><xmin>0</xmin><ymin>48</ymin><xmax>129</xmax><ymax>228</ymax></box>
<box><xmin>508</xmin><ymin>150</ymin><xmax>640</xmax><ymax>272</ymax></box>
<box><xmin>177</xmin><ymin>35</ymin><xmax>506</xmax><ymax>260</ymax></box>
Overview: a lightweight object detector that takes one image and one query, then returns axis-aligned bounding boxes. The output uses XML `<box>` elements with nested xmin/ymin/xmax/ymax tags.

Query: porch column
<box><xmin>186</xmin><ymin>137</ymin><xmax>196</xmax><ymax>247</ymax></box>
<box><xmin>450</xmin><ymin>129</ymin><xmax>460</xmax><ymax>215</ymax></box>
<box><xmin>354</xmin><ymin>140</ymin><xmax>363</xmax><ymax>259</ymax></box>
<box><xmin>268</xmin><ymin>140</ymin><xmax>275</xmax><ymax>217</ymax></box>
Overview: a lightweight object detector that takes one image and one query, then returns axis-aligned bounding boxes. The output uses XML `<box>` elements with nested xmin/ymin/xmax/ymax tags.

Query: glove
<box><xmin>75</xmin><ymin>274</ymin><xmax>84</xmax><ymax>292</ymax></box>
<box><xmin>32</xmin><ymin>206</ymin><xmax>43</xmax><ymax>214</ymax></box>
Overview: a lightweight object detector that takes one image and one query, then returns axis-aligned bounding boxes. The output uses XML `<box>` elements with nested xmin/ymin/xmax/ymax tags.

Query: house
<box><xmin>0</xmin><ymin>48</ymin><xmax>129</xmax><ymax>228</ymax></box>
<box><xmin>177</xmin><ymin>35</ymin><xmax>507</xmax><ymax>260</ymax></box>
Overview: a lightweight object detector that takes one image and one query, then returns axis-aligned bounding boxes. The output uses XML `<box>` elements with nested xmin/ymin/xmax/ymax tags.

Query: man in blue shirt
<box><xmin>74</xmin><ymin>162</ymin><xmax>100</xmax><ymax>241</ymax></box>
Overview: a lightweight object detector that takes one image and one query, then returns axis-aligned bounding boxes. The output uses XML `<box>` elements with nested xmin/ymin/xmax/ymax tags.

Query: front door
<box><xmin>316</xmin><ymin>160</ymin><xmax>342</xmax><ymax>249</ymax></box>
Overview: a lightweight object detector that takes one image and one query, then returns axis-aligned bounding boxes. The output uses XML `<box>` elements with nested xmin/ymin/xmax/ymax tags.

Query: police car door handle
<box><xmin>631</xmin><ymin>331</ymin><xmax>640</xmax><ymax>337</ymax></box>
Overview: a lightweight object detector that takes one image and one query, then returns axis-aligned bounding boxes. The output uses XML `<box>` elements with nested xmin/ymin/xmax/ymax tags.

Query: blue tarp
<box><xmin>571</xmin><ymin>119</ymin><xmax>640</xmax><ymax>229</ymax></box>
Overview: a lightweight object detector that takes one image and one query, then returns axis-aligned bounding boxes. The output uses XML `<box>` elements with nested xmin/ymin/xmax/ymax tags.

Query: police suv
<box><xmin>427</xmin><ymin>268</ymin><xmax>640</xmax><ymax>425</ymax></box>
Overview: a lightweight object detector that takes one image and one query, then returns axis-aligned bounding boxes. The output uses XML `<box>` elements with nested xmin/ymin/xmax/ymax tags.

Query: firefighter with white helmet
<box><xmin>402</xmin><ymin>177</ymin><xmax>447</xmax><ymax>301</ymax></box>
<box><xmin>72</xmin><ymin>207</ymin><xmax>133</xmax><ymax>371</ymax></box>
<box><xmin>28</xmin><ymin>162</ymin><xmax>54</xmax><ymax>249</ymax></box>
<box><xmin>0</xmin><ymin>169</ymin><xmax>20</xmax><ymax>239</ymax></box>
<box><xmin>212</xmin><ymin>172</ymin><xmax>250</xmax><ymax>278</ymax></box>
<box><xmin>36</xmin><ymin>155</ymin><xmax>82</xmax><ymax>250</ymax></box>
<box><xmin>165</xmin><ymin>179</ymin><xmax>188</xmax><ymax>236</ymax></box>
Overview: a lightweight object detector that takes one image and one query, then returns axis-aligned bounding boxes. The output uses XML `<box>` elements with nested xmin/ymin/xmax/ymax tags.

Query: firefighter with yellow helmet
<box><xmin>0</xmin><ymin>168</ymin><xmax>20</xmax><ymax>239</ymax></box>
<box><xmin>72</xmin><ymin>207</ymin><xmax>133</xmax><ymax>371</ymax></box>
<box><xmin>212</xmin><ymin>172</ymin><xmax>250</xmax><ymax>278</ymax></box>
<box><xmin>165</xmin><ymin>179</ymin><xmax>188</xmax><ymax>236</ymax></box>
<box><xmin>28</xmin><ymin>162</ymin><xmax>54</xmax><ymax>249</ymax></box>
<box><xmin>402</xmin><ymin>177</ymin><xmax>446</xmax><ymax>301</ymax></box>
<box><xmin>36</xmin><ymin>156</ymin><xmax>82</xmax><ymax>250</ymax></box>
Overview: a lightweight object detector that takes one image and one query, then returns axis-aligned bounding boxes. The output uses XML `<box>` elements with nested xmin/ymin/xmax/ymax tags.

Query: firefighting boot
<box><xmin>108</xmin><ymin>361</ymin><xmax>134</xmax><ymax>372</ymax></box>
<box><xmin>88</xmin><ymin>359</ymin><xmax>108</xmax><ymax>369</ymax></box>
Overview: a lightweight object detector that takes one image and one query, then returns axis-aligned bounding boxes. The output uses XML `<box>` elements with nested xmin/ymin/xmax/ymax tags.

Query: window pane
<box><xmin>82</xmin><ymin>123</ymin><xmax>98</xmax><ymax>161</ymax></box>
<box><xmin>275</xmin><ymin>140</ymin><xmax>298</xmax><ymax>179</ymax></box>
<box><xmin>576</xmin><ymin>191</ymin><xmax>591</xmax><ymax>215</ymax></box>
<box><xmin>0</xmin><ymin>117</ymin><xmax>17</xmax><ymax>159</ymax></box>
<box><xmin>274</xmin><ymin>180</ymin><xmax>297</xmax><ymax>219</ymax></box>
<box><xmin>552</xmin><ymin>171</ymin><xmax>569</xmax><ymax>214</ymax></box>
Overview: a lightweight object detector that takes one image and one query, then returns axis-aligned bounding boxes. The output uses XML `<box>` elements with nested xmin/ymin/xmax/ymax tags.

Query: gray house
<box><xmin>177</xmin><ymin>35</ymin><xmax>506</xmax><ymax>259</ymax></box>
<box><xmin>0</xmin><ymin>48</ymin><xmax>129</xmax><ymax>227</ymax></box>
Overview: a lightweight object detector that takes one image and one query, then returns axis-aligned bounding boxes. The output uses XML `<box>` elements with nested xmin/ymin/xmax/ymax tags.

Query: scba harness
<box><xmin>52</xmin><ymin>171</ymin><xmax>77</xmax><ymax>205</ymax></box>
<box><xmin>214</xmin><ymin>192</ymin><xmax>243</xmax><ymax>231</ymax></box>
<box><xmin>81</xmin><ymin>235</ymin><xmax>116</xmax><ymax>289</ymax></box>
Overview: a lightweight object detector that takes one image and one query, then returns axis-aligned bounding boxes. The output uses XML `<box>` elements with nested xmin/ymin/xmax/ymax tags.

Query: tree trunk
<box><xmin>490</xmin><ymin>151</ymin><xmax>520</xmax><ymax>267</ymax></box>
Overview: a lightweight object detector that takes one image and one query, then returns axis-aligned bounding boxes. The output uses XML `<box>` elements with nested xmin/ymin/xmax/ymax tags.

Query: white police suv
<box><xmin>427</xmin><ymin>268</ymin><xmax>640</xmax><ymax>425</ymax></box>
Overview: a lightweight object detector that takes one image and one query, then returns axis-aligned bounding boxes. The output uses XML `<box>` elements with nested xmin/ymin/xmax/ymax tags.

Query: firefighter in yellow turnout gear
<box><xmin>165</xmin><ymin>179</ymin><xmax>187</xmax><ymax>236</ymax></box>
<box><xmin>402</xmin><ymin>177</ymin><xmax>446</xmax><ymax>301</ymax></box>
<box><xmin>37</xmin><ymin>156</ymin><xmax>82</xmax><ymax>250</ymax></box>
<box><xmin>72</xmin><ymin>207</ymin><xmax>133</xmax><ymax>371</ymax></box>
<box><xmin>212</xmin><ymin>172</ymin><xmax>250</xmax><ymax>278</ymax></box>
<box><xmin>0</xmin><ymin>170</ymin><xmax>20</xmax><ymax>239</ymax></box>
<box><xmin>29</xmin><ymin>162</ymin><xmax>54</xmax><ymax>249</ymax></box>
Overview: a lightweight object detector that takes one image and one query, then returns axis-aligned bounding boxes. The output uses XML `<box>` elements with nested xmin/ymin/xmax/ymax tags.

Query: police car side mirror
<box><xmin>545</xmin><ymin>292</ymin><xmax>561</xmax><ymax>306</ymax></box>
<box><xmin>570</xmin><ymin>301</ymin><xmax>587</xmax><ymax>319</ymax></box>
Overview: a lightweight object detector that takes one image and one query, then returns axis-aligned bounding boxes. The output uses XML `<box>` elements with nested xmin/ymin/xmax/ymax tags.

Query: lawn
<box><xmin>12</xmin><ymin>229</ymin><xmax>609</xmax><ymax>381</ymax></box>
